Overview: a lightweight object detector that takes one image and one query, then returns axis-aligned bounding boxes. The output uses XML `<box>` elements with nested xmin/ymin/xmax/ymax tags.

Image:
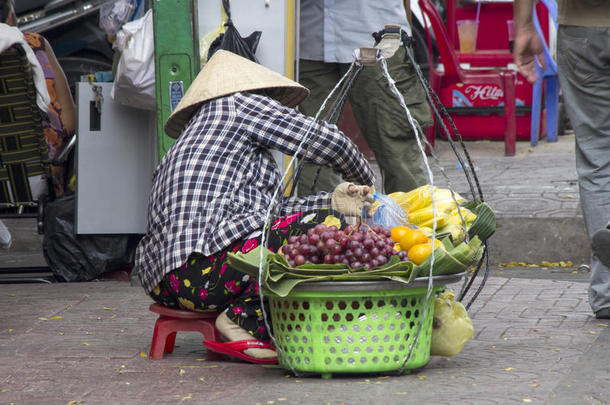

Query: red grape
<box><xmin>376</xmin><ymin>255</ymin><xmax>388</xmax><ymax>265</ymax></box>
<box><xmin>308</xmin><ymin>233</ymin><xmax>320</xmax><ymax>245</ymax></box>
<box><xmin>314</xmin><ymin>224</ymin><xmax>326</xmax><ymax>234</ymax></box>
<box><xmin>281</xmin><ymin>224</ymin><xmax>405</xmax><ymax>270</ymax></box>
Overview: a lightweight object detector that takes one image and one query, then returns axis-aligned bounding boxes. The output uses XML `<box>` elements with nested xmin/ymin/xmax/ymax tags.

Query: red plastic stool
<box><xmin>149</xmin><ymin>303</ymin><xmax>221</xmax><ymax>359</ymax></box>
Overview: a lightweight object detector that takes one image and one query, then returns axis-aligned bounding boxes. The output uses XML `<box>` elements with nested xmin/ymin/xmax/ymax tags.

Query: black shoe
<box><xmin>591</xmin><ymin>228</ymin><xmax>610</xmax><ymax>268</ymax></box>
<box><xmin>595</xmin><ymin>307</ymin><xmax>610</xmax><ymax>319</ymax></box>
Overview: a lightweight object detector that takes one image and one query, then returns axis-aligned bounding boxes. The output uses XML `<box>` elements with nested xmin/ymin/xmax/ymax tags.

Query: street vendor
<box><xmin>135</xmin><ymin>50</ymin><xmax>376</xmax><ymax>364</ymax></box>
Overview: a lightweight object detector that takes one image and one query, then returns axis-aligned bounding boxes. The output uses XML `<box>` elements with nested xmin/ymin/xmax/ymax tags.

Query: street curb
<box><xmin>490</xmin><ymin>216</ymin><xmax>590</xmax><ymax>265</ymax></box>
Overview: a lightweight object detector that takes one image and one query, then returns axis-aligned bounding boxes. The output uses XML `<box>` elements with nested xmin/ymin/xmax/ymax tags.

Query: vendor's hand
<box><xmin>331</xmin><ymin>182</ymin><xmax>375</xmax><ymax>217</ymax></box>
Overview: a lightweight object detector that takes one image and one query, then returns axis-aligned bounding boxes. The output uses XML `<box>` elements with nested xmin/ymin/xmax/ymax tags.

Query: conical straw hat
<box><xmin>164</xmin><ymin>50</ymin><xmax>309</xmax><ymax>138</ymax></box>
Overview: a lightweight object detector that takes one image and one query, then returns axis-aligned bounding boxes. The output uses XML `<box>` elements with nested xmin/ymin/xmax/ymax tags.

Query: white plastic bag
<box><xmin>99</xmin><ymin>0</ymin><xmax>137</xmax><ymax>38</ymax></box>
<box><xmin>367</xmin><ymin>192</ymin><xmax>410</xmax><ymax>229</ymax></box>
<box><xmin>111</xmin><ymin>9</ymin><xmax>155</xmax><ymax>110</ymax></box>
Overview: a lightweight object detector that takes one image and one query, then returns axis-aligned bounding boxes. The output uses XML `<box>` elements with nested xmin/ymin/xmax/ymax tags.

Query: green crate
<box><xmin>268</xmin><ymin>282</ymin><xmax>443</xmax><ymax>378</ymax></box>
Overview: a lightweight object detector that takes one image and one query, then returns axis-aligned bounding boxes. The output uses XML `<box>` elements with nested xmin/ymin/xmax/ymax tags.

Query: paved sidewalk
<box><xmin>1</xmin><ymin>270</ymin><xmax>608</xmax><ymax>405</ymax></box>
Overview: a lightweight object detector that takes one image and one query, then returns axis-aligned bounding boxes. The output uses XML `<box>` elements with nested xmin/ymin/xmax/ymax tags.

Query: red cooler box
<box><xmin>439</xmin><ymin>73</ymin><xmax>533</xmax><ymax>141</ymax></box>
<box><xmin>435</xmin><ymin>0</ymin><xmax>549</xmax><ymax>141</ymax></box>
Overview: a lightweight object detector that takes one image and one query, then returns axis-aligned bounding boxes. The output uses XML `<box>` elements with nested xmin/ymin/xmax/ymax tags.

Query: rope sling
<box><xmin>254</xmin><ymin>24</ymin><xmax>491</xmax><ymax>376</ymax></box>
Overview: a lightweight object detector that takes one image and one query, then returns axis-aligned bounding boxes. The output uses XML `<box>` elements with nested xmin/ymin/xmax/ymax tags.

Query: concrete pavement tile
<box><xmin>472</xmin><ymin>325</ymin><xmax>510</xmax><ymax>341</ymax></box>
<box><xmin>549</xmin><ymin>327</ymin><xmax>610</xmax><ymax>404</ymax></box>
<box><xmin>535</xmin><ymin>318</ymin><xmax>567</xmax><ymax>328</ymax></box>
<box><xmin>549</xmin><ymin>298</ymin><xmax>585</xmax><ymax>310</ymax></box>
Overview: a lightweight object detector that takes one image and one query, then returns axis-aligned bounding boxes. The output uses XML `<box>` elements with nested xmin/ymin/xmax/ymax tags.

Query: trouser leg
<box><xmin>296</xmin><ymin>60</ymin><xmax>343</xmax><ymax>195</ymax></box>
<box><xmin>348</xmin><ymin>47</ymin><xmax>432</xmax><ymax>193</ymax></box>
<box><xmin>149</xmin><ymin>209</ymin><xmax>345</xmax><ymax>339</ymax></box>
<box><xmin>556</xmin><ymin>26</ymin><xmax>610</xmax><ymax>312</ymax></box>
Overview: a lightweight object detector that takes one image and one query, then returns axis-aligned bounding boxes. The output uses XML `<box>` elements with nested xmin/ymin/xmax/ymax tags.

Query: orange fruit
<box><xmin>429</xmin><ymin>238</ymin><xmax>442</xmax><ymax>250</ymax></box>
<box><xmin>390</xmin><ymin>226</ymin><xmax>411</xmax><ymax>243</ymax></box>
<box><xmin>408</xmin><ymin>238</ymin><xmax>442</xmax><ymax>265</ymax></box>
<box><xmin>399</xmin><ymin>228</ymin><xmax>429</xmax><ymax>252</ymax></box>
<box><xmin>407</xmin><ymin>243</ymin><xmax>433</xmax><ymax>265</ymax></box>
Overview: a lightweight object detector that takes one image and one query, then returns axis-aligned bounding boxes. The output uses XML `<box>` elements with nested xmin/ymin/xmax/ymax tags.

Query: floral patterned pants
<box><xmin>149</xmin><ymin>209</ymin><xmax>344</xmax><ymax>341</ymax></box>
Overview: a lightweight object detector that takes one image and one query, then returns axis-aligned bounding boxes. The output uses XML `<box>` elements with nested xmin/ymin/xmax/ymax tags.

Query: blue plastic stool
<box><xmin>530</xmin><ymin>0</ymin><xmax>559</xmax><ymax>146</ymax></box>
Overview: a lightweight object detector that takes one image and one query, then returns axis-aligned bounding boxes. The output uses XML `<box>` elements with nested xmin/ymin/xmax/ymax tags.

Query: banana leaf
<box><xmin>226</xmin><ymin>246</ymin><xmax>417</xmax><ymax>297</ymax></box>
<box><xmin>414</xmin><ymin>236</ymin><xmax>483</xmax><ymax>278</ymax></box>
<box><xmin>225</xmin><ymin>246</ymin><xmax>271</xmax><ymax>278</ymax></box>
<box><xmin>467</xmin><ymin>202</ymin><xmax>496</xmax><ymax>241</ymax></box>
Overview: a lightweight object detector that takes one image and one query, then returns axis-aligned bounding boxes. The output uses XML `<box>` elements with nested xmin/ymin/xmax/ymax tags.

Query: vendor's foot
<box><xmin>595</xmin><ymin>307</ymin><xmax>610</xmax><ymax>319</ymax></box>
<box><xmin>215</xmin><ymin>312</ymin><xmax>276</xmax><ymax>359</ymax></box>
<box><xmin>592</xmin><ymin>226</ymin><xmax>610</xmax><ymax>268</ymax></box>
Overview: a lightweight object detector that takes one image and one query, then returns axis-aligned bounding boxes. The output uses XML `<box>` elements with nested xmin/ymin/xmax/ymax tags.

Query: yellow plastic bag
<box><xmin>430</xmin><ymin>289</ymin><xmax>474</xmax><ymax>357</ymax></box>
<box><xmin>199</xmin><ymin>2</ymin><xmax>229</xmax><ymax>67</ymax></box>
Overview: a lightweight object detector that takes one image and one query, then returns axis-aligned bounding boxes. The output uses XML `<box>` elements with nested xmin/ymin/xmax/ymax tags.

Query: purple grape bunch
<box><xmin>282</xmin><ymin>223</ymin><xmax>409</xmax><ymax>269</ymax></box>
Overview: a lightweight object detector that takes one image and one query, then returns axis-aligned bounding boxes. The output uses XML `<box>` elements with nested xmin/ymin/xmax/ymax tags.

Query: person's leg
<box><xmin>149</xmin><ymin>209</ymin><xmax>345</xmax><ymax>358</ymax></box>
<box><xmin>556</xmin><ymin>26</ymin><xmax>610</xmax><ymax>316</ymax></box>
<box><xmin>592</xmin><ymin>222</ymin><xmax>610</xmax><ymax>269</ymax></box>
<box><xmin>296</xmin><ymin>60</ymin><xmax>343</xmax><ymax>196</ymax></box>
<box><xmin>149</xmin><ymin>246</ymin><xmax>278</xmax><ymax>359</ymax></box>
<box><xmin>349</xmin><ymin>46</ymin><xmax>433</xmax><ymax>194</ymax></box>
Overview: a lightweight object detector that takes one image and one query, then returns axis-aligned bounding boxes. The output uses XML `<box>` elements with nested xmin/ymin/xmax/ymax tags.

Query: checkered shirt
<box><xmin>136</xmin><ymin>92</ymin><xmax>375</xmax><ymax>292</ymax></box>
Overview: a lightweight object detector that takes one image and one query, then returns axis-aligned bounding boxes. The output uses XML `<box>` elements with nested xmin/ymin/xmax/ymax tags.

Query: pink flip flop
<box><xmin>204</xmin><ymin>339</ymin><xmax>278</xmax><ymax>364</ymax></box>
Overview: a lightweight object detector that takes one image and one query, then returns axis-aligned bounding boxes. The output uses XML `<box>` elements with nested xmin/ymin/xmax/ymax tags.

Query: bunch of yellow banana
<box><xmin>388</xmin><ymin>185</ymin><xmax>477</xmax><ymax>244</ymax></box>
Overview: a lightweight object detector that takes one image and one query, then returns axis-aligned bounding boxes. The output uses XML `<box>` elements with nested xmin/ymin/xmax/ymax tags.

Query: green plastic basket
<box><xmin>268</xmin><ymin>280</ymin><xmax>445</xmax><ymax>378</ymax></box>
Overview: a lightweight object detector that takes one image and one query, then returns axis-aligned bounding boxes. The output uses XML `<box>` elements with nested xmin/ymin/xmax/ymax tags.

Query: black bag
<box><xmin>208</xmin><ymin>0</ymin><xmax>262</xmax><ymax>62</ymax></box>
<box><xmin>42</xmin><ymin>193</ymin><xmax>141</xmax><ymax>282</ymax></box>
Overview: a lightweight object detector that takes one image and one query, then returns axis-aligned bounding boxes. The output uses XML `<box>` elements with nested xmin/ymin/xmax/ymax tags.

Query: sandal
<box><xmin>204</xmin><ymin>339</ymin><xmax>278</xmax><ymax>364</ymax></box>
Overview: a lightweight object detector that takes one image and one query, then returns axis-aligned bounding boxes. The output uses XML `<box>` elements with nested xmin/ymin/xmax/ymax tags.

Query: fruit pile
<box><xmin>384</xmin><ymin>185</ymin><xmax>479</xmax><ymax>244</ymax></box>
<box><xmin>282</xmin><ymin>223</ymin><xmax>408</xmax><ymax>269</ymax></box>
<box><xmin>278</xmin><ymin>186</ymin><xmax>496</xmax><ymax>273</ymax></box>
<box><xmin>390</xmin><ymin>225</ymin><xmax>441</xmax><ymax>265</ymax></box>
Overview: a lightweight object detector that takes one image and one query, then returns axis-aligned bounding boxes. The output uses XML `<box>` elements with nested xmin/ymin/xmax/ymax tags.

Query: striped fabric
<box><xmin>136</xmin><ymin>92</ymin><xmax>375</xmax><ymax>292</ymax></box>
<box><xmin>0</xmin><ymin>45</ymin><xmax>50</xmax><ymax>208</ymax></box>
